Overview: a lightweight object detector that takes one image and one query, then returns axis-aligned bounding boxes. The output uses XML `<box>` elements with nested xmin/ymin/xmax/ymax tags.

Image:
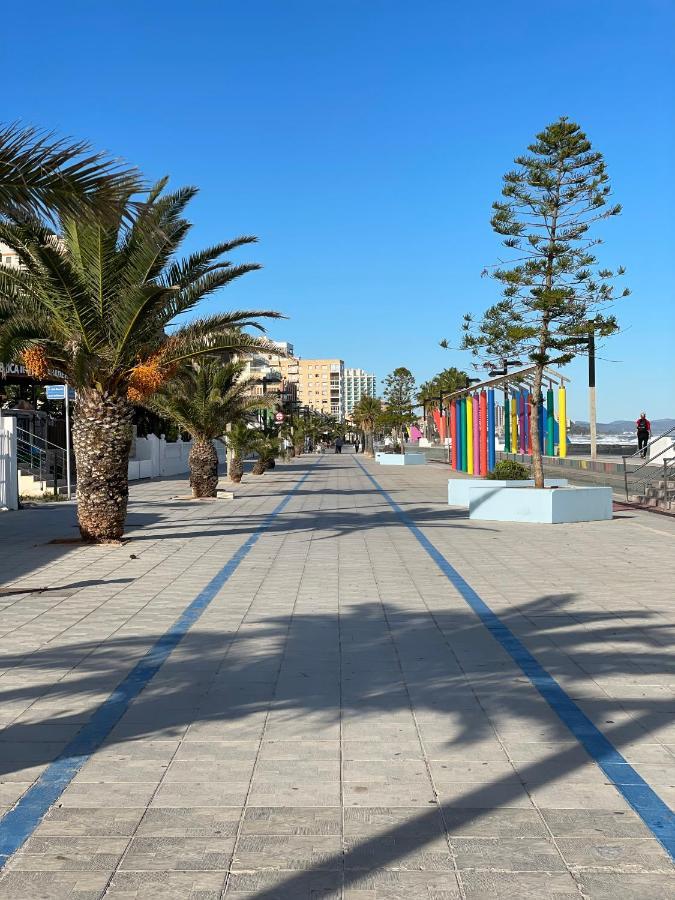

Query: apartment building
<box><xmin>279</xmin><ymin>357</ymin><xmax>344</xmax><ymax>419</ymax></box>
<box><xmin>344</xmin><ymin>368</ymin><xmax>377</xmax><ymax>417</ymax></box>
<box><xmin>0</xmin><ymin>242</ymin><xmax>20</xmax><ymax>268</ymax></box>
<box><xmin>237</xmin><ymin>341</ymin><xmax>297</xmax><ymax>407</ymax></box>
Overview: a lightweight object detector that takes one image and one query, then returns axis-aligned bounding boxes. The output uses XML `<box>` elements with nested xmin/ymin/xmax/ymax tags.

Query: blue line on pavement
<box><xmin>0</xmin><ymin>461</ymin><xmax>318</xmax><ymax>866</ymax></box>
<box><xmin>355</xmin><ymin>458</ymin><xmax>675</xmax><ymax>860</ymax></box>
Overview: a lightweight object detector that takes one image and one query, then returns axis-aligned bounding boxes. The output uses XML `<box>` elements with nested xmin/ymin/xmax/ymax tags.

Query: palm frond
<box><xmin>144</xmin><ymin>357</ymin><xmax>269</xmax><ymax>439</ymax></box>
<box><xmin>159</xmin><ymin>319</ymin><xmax>288</xmax><ymax>368</ymax></box>
<box><xmin>162</xmin><ymin>237</ymin><xmax>259</xmax><ymax>289</ymax></box>
<box><xmin>0</xmin><ymin>178</ymin><xmax>274</xmax><ymax>392</ymax></box>
<box><xmin>155</xmin><ymin>265</ymin><xmax>263</xmax><ymax>326</ymax></box>
<box><xmin>0</xmin><ymin>122</ymin><xmax>140</xmax><ymax>222</ymax></box>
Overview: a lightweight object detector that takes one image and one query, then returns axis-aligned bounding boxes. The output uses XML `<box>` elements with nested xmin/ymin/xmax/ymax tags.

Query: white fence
<box><xmin>0</xmin><ymin>416</ymin><xmax>18</xmax><ymax>510</ymax></box>
<box><xmin>128</xmin><ymin>434</ymin><xmax>226</xmax><ymax>481</ymax></box>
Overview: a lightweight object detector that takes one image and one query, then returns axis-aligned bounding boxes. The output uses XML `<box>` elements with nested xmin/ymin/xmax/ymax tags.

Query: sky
<box><xmin>3</xmin><ymin>0</ymin><xmax>673</xmax><ymax>421</ymax></box>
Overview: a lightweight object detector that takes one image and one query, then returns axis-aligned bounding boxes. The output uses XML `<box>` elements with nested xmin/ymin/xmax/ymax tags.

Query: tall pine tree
<box><xmin>382</xmin><ymin>367</ymin><xmax>417</xmax><ymax>449</ymax></box>
<box><xmin>462</xmin><ymin>117</ymin><xmax>628</xmax><ymax>487</ymax></box>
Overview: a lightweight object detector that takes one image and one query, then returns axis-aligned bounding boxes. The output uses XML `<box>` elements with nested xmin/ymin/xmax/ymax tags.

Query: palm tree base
<box><xmin>229</xmin><ymin>455</ymin><xmax>244</xmax><ymax>484</ymax></box>
<box><xmin>72</xmin><ymin>391</ymin><xmax>134</xmax><ymax>543</ymax></box>
<box><xmin>189</xmin><ymin>438</ymin><xmax>219</xmax><ymax>498</ymax></box>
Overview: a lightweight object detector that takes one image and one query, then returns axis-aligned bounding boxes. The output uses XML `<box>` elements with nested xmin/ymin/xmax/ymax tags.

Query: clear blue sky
<box><xmin>4</xmin><ymin>1</ymin><xmax>673</xmax><ymax>420</ymax></box>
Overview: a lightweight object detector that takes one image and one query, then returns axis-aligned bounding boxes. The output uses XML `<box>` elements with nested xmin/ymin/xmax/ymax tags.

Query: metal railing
<box><xmin>622</xmin><ymin>425</ymin><xmax>675</xmax><ymax>505</ymax></box>
<box><xmin>16</xmin><ymin>427</ymin><xmax>72</xmax><ymax>496</ymax></box>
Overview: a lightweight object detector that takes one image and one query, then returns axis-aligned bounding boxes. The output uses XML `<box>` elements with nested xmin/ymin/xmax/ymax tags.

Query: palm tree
<box><xmin>227</xmin><ymin>422</ymin><xmax>254</xmax><ymax>484</ymax></box>
<box><xmin>351</xmin><ymin>395</ymin><xmax>381</xmax><ymax>457</ymax></box>
<box><xmin>0</xmin><ymin>179</ymin><xmax>281</xmax><ymax>540</ymax></box>
<box><xmin>147</xmin><ymin>359</ymin><xmax>268</xmax><ymax>497</ymax></box>
<box><xmin>251</xmin><ymin>433</ymin><xmax>279</xmax><ymax>474</ymax></box>
<box><xmin>0</xmin><ymin>123</ymin><xmax>139</xmax><ymax>221</ymax></box>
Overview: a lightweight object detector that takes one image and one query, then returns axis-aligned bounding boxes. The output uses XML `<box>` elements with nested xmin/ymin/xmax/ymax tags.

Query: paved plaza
<box><xmin>0</xmin><ymin>453</ymin><xmax>673</xmax><ymax>898</ymax></box>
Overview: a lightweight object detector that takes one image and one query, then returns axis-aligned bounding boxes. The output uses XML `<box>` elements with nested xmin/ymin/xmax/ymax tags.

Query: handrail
<box><xmin>622</xmin><ymin>425</ymin><xmax>675</xmax><ymax>500</ymax></box>
<box><xmin>621</xmin><ymin>423</ymin><xmax>675</xmax><ymax>463</ymax></box>
<box><xmin>16</xmin><ymin>427</ymin><xmax>67</xmax><ymax>454</ymax></box>
<box><xmin>16</xmin><ymin>427</ymin><xmax>71</xmax><ymax>494</ymax></box>
<box><xmin>624</xmin><ymin>451</ymin><xmax>675</xmax><ymax>504</ymax></box>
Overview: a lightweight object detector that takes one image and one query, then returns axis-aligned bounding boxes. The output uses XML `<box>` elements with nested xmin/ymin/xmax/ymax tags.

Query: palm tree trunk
<box><xmin>364</xmin><ymin>428</ymin><xmax>374</xmax><ymax>458</ymax></box>
<box><xmin>72</xmin><ymin>389</ymin><xmax>134</xmax><ymax>542</ymax></box>
<box><xmin>229</xmin><ymin>454</ymin><xmax>244</xmax><ymax>483</ymax></box>
<box><xmin>189</xmin><ymin>437</ymin><xmax>219</xmax><ymax>497</ymax></box>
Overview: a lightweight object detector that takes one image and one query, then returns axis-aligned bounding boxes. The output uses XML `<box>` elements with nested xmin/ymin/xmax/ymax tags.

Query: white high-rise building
<box><xmin>344</xmin><ymin>368</ymin><xmax>377</xmax><ymax>417</ymax></box>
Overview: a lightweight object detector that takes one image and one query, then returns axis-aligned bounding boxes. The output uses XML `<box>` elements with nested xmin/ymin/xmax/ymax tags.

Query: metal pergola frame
<box><xmin>440</xmin><ymin>364</ymin><xmax>570</xmax><ymax>405</ymax></box>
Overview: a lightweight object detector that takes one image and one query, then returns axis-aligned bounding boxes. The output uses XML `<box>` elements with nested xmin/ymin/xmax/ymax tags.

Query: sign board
<box><xmin>274</xmin><ymin>411</ymin><xmax>285</xmax><ymax>423</ymax></box>
<box><xmin>45</xmin><ymin>385</ymin><xmax>76</xmax><ymax>401</ymax></box>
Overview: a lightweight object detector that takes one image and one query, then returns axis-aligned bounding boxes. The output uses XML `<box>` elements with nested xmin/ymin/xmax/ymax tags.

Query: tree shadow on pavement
<box><xmin>0</xmin><ymin>594</ymin><xmax>672</xmax><ymax>895</ymax></box>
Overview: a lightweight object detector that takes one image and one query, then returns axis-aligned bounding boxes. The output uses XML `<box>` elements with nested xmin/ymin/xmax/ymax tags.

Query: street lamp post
<box><xmin>587</xmin><ymin>328</ymin><xmax>597</xmax><ymax>461</ymax></box>
<box><xmin>566</xmin><ymin>326</ymin><xmax>597</xmax><ymax>460</ymax></box>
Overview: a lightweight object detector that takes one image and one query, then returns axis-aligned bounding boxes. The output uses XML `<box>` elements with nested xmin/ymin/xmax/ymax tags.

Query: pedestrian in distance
<box><xmin>335</xmin><ymin>436</ymin><xmax>343</xmax><ymax>454</ymax></box>
<box><xmin>636</xmin><ymin>412</ymin><xmax>651</xmax><ymax>459</ymax></box>
<box><xmin>354</xmin><ymin>438</ymin><xmax>360</xmax><ymax>454</ymax></box>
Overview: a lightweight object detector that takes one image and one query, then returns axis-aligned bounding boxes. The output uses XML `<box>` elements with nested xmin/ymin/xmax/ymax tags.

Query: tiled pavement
<box><xmin>0</xmin><ymin>453</ymin><xmax>673</xmax><ymax>898</ymax></box>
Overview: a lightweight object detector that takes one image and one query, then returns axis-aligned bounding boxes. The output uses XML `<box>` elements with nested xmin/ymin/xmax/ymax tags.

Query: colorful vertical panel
<box><xmin>487</xmin><ymin>388</ymin><xmax>496</xmax><ymax>472</ymax></box>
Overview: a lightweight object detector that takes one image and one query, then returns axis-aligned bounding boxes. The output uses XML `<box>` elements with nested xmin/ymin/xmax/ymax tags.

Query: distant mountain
<box><xmin>570</xmin><ymin>418</ymin><xmax>675</xmax><ymax>435</ymax></box>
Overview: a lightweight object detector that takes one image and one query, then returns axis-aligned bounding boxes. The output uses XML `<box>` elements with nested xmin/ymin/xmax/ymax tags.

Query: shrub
<box><xmin>486</xmin><ymin>460</ymin><xmax>530</xmax><ymax>481</ymax></box>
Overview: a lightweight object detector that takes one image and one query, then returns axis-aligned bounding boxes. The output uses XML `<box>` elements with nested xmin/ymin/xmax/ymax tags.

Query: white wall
<box><xmin>0</xmin><ymin>416</ymin><xmax>18</xmax><ymax>509</ymax></box>
<box><xmin>647</xmin><ymin>435</ymin><xmax>675</xmax><ymax>466</ymax></box>
<box><xmin>128</xmin><ymin>434</ymin><xmax>226</xmax><ymax>481</ymax></box>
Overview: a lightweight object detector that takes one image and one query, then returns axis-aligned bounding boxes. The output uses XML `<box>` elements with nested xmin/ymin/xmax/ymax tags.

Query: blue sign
<box><xmin>45</xmin><ymin>385</ymin><xmax>75</xmax><ymax>401</ymax></box>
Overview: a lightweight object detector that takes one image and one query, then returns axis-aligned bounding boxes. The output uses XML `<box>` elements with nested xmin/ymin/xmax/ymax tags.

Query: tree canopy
<box><xmin>417</xmin><ymin>367</ymin><xmax>468</xmax><ymax>406</ymax></box>
<box><xmin>461</xmin><ymin>117</ymin><xmax>628</xmax><ymax>485</ymax></box>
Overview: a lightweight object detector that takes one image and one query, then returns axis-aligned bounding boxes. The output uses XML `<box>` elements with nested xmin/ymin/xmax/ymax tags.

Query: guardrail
<box><xmin>622</xmin><ymin>426</ymin><xmax>675</xmax><ymax>503</ymax></box>
<box><xmin>16</xmin><ymin>427</ymin><xmax>72</xmax><ymax>496</ymax></box>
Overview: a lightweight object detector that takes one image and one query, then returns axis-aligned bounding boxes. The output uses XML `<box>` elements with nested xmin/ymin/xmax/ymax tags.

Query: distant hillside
<box><xmin>570</xmin><ymin>419</ymin><xmax>675</xmax><ymax>435</ymax></box>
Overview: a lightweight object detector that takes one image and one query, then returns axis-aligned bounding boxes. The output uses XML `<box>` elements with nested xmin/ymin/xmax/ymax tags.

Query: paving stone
<box><xmin>557</xmin><ymin>836</ymin><xmax>674</xmax><ymax>872</ymax></box>
<box><xmin>225</xmin><ymin>869</ymin><xmax>341</xmax><ymax>897</ymax></box>
<box><xmin>173</xmin><ymin>741</ymin><xmax>260</xmax><ymax>762</ymax></box>
<box><xmin>73</xmin><ymin>758</ymin><xmax>170</xmax><ymax>783</ymax></box>
<box><xmin>576</xmin><ymin>872</ymin><xmax>675</xmax><ymax>898</ymax></box>
<box><xmin>5</xmin><ymin>836</ymin><xmax>127</xmax><ymax>871</ymax></box>
<box><xmin>461</xmin><ymin>871</ymin><xmax>580</xmax><ymax>897</ymax></box>
<box><xmin>106</xmin><ymin>870</ymin><xmax>226</xmax><ymax>897</ymax></box>
<box><xmin>120</xmin><ymin>836</ymin><xmax>235</xmax><ymax>871</ymax></box>
<box><xmin>151</xmin><ymin>781</ymin><xmax>250</xmax><ymax>807</ymax></box>
<box><xmin>35</xmin><ymin>807</ymin><xmax>144</xmax><ymax>837</ymax></box>
<box><xmin>233</xmin><ymin>834</ymin><xmax>341</xmax><ymax>870</ymax></box>
<box><xmin>0</xmin><ymin>872</ymin><xmax>110</xmax><ymax>898</ymax></box>
<box><xmin>163</xmin><ymin>760</ymin><xmax>255</xmax><ymax>782</ymax></box>
<box><xmin>540</xmin><ymin>808</ymin><xmax>653</xmax><ymax>838</ymax></box>
<box><xmin>136</xmin><ymin>807</ymin><xmax>241</xmax><ymax>837</ymax></box>
<box><xmin>441</xmin><ymin>807</ymin><xmax>549</xmax><ymax>838</ymax></box>
<box><xmin>241</xmin><ymin>807</ymin><xmax>342</xmax><ymax>835</ymax></box>
<box><xmin>344</xmin><ymin>869</ymin><xmax>462</xmax><ymax>897</ymax></box>
<box><xmin>58</xmin><ymin>782</ymin><xmax>159</xmax><ymax>808</ymax></box>
<box><xmin>451</xmin><ymin>837</ymin><xmax>567</xmax><ymax>872</ymax></box>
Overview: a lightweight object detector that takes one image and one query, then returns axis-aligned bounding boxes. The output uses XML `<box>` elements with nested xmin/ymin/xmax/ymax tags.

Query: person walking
<box><xmin>636</xmin><ymin>412</ymin><xmax>651</xmax><ymax>459</ymax></box>
<box><xmin>335</xmin><ymin>436</ymin><xmax>343</xmax><ymax>454</ymax></box>
<box><xmin>354</xmin><ymin>438</ymin><xmax>360</xmax><ymax>454</ymax></box>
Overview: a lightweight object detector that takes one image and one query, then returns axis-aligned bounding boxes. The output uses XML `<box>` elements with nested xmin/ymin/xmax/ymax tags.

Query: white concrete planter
<box><xmin>468</xmin><ymin>485</ymin><xmax>612</xmax><ymax>524</ymax></box>
<box><xmin>448</xmin><ymin>477</ymin><xmax>568</xmax><ymax>507</ymax></box>
<box><xmin>377</xmin><ymin>453</ymin><xmax>426</xmax><ymax>466</ymax></box>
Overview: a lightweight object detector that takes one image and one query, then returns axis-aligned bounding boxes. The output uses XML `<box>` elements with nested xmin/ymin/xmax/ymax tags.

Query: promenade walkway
<box><xmin>0</xmin><ymin>452</ymin><xmax>673</xmax><ymax>898</ymax></box>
